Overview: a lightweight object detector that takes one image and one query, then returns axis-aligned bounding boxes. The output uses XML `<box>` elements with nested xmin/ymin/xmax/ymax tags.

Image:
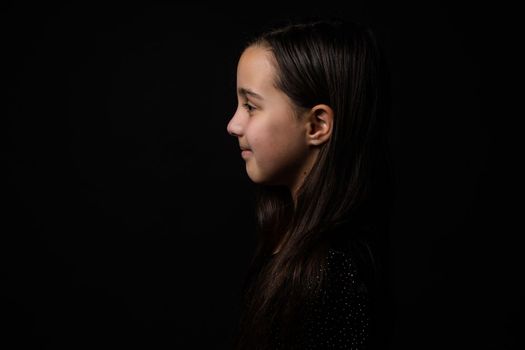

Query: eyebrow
<box><xmin>237</xmin><ymin>87</ymin><xmax>264</xmax><ymax>100</ymax></box>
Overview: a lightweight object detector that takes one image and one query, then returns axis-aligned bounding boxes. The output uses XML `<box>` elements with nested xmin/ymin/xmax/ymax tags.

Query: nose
<box><xmin>227</xmin><ymin>109</ymin><xmax>243</xmax><ymax>137</ymax></box>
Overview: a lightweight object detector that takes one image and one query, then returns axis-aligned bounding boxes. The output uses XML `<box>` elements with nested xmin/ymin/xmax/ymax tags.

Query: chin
<box><xmin>245</xmin><ymin>166</ymin><xmax>262</xmax><ymax>183</ymax></box>
<box><xmin>246</xmin><ymin>171</ymin><xmax>267</xmax><ymax>184</ymax></box>
<box><xmin>247</xmin><ymin>173</ymin><xmax>286</xmax><ymax>188</ymax></box>
<box><xmin>246</xmin><ymin>174</ymin><xmax>265</xmax><ymax>184</ymax></box>
<box><xmin>246</xmin><ymin>165</ymin><xmax>290</xmax><ymax>187</ymax></box>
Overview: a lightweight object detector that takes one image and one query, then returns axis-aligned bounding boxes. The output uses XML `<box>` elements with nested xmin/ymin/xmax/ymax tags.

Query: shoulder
<box><xmin>313</xmin><ymin>247</ymin><xmax>370</xmax><ymax>317</ymax></box>
<box><xmin>325</xmin><ymin>248</ymin><xmax>365</xmax><ymax>283</ymax></box>
<box><xmin>319</xmin><ymin>247</ymin><xmax>370</xmax><ymax>303</ymax></box>
<box><xmin>323</xmin><ymin>220</ymin><xmax>381</xmax><ymax>294</ymax></box>
<box><xmin>298</xmin><ymin>247</ymin><xmax>370</xmax><ymax>349</ymax></box>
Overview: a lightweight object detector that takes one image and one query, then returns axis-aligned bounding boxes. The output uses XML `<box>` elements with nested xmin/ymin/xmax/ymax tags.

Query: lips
<box><xmin>240</xmin><ymin>146</ymin><xmax>252</xmax><ymax>158</ymax></box>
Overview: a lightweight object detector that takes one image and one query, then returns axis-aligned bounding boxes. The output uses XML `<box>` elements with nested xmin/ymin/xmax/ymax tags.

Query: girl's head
<box><xmin>227</xmin><ymin>42</ymin><xmax>334</xmax><ymax>198</ymax></box>
<box><xmin>227</xmin><ymin>18</ymin><xmax>388</xmax><ymax>210</ymax></box>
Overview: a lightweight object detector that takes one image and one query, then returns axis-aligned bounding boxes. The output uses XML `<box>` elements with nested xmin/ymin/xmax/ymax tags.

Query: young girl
<box><xmin>227</xmin><ymin>17</ymin><xmax>393</xmax><ymax>349</ymax></box>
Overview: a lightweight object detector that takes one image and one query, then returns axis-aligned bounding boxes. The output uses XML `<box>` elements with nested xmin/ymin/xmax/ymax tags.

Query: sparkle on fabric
<box><xmin>273</xmin><ymin>248</ymin><xmax>370</xmax><ymax>349</ymax></box>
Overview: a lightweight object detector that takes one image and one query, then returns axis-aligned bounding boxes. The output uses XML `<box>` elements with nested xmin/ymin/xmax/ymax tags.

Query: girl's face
<box><xmin>227</xmin><ymin>45</ymin><xmax>314</xmax><ymax>191</ymax></box>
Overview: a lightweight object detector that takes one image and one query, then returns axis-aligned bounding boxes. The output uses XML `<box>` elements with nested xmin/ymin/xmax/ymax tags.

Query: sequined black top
<box><xmin>272</xmin><ymin>246</ymin><xmax>372</xmax><ymax>349</ymax></box>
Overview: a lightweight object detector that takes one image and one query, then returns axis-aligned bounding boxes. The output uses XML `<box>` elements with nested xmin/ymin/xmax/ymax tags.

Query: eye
<box><xmin>242</xmin><ymin>102</ymin><xmax>256</xmax><ymax>113</ymax></box>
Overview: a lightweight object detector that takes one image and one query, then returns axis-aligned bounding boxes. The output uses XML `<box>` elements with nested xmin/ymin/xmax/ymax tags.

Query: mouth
<box><xmin>240</xmin><ymin>148</ymin><xmax>252</xmax><ymax>158</ymax></box>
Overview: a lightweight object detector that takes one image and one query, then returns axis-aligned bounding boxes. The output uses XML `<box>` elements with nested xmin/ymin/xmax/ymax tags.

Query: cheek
<box><xmin>252</xmin><ymin>124</ymin><xmax>305</xmax><ymax>166</ymax></box>
<box><xmin>250</xmin><ymin>124</ymin><xmax>283</xmax><ymax>155</ymax></box>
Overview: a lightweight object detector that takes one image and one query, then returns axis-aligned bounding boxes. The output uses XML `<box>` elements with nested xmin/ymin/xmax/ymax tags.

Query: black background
<box><xmin>2</xmin><ymin>1</ymin><xmax>519</xmax><ymax>349</ymax></box>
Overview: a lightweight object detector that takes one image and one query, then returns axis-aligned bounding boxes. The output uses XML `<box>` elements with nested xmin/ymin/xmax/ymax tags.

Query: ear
<box><xmin>304</xmin><ymin>104</ymin><xmax>333</xmax><ymax>146</ymax></box>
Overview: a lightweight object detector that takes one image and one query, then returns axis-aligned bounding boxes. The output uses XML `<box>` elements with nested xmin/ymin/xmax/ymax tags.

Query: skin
<box><xmin>227</xmin><ymin>45</ymin><xmax>334</xmax><ymax>202</ymax></box>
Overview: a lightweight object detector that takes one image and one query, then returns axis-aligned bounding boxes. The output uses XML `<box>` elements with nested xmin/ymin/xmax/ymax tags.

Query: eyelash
<box><xmin>242</xmin><ymin>102</ymin><xmax>256</xmax><ymax>113</ymax></box>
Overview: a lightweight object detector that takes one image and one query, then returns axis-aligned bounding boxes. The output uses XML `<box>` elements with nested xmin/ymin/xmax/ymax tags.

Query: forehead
<box><xmin>236</xmin><ymin>45</ymin><xmax>277</xmax><ymax>94</ymax></box>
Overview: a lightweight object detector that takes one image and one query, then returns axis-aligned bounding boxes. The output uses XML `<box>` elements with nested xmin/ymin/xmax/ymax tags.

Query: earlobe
<box><xmin>305</xmin><ymin>104</ymin><xmax>334</xmax><ymax>146</ymax></box>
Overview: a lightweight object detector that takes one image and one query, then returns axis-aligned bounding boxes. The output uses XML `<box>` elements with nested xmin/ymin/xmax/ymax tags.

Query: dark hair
<box><xmin>234</xmin><ymin>17</ymin><xmax>394</xmax><ymax>349</ymax></box>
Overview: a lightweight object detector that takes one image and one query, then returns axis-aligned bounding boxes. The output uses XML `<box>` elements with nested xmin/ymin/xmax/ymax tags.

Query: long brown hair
<box><xmin>234</xmin><ymin>17</ymin><xmax>393</xmax><ymax>349</ymax></box>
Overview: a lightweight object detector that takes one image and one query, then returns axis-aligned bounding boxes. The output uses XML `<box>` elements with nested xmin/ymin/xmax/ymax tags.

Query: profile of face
<box><xmin>227</xmin><ymin>45</ymin><xmax>328</xmax><ymax>193</ymax></box>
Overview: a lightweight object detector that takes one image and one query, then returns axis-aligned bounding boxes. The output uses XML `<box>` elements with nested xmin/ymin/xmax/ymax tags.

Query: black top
<box><xmin>270</xmin><ymin>247</ymin><xmax>371</xmax><ymax>349</ymax></box>
<box><xmin>302</xmin><ymin>247</ymin><xmax>370</xmax><ymax>349</ymax></box>
<box><xmin>269</xmin><ymin>222</ymin><xmax>388</xmax><ymax>349</ymax></box>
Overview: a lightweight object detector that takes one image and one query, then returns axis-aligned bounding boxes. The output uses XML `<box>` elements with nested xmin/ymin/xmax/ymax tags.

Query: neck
<box><xmin>290</xmin><ymin>147</ymin><xmax>319</xmax><ymax>205</ymax></box>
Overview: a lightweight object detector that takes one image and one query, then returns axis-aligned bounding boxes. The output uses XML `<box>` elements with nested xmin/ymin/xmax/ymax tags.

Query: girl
<box><xmin>227</xmin><ymin>17</ymin><xmax>393</xmax><ymax>349</ymax></box>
